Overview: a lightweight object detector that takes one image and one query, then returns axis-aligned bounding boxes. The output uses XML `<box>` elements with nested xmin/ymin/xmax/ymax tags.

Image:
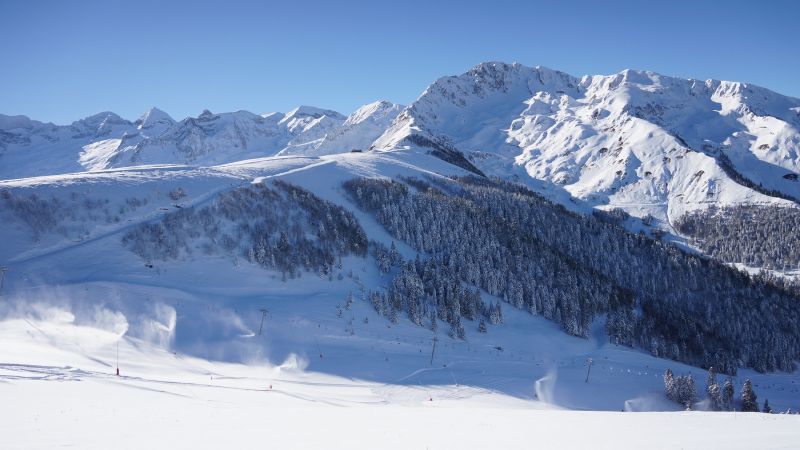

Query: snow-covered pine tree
<box><xmin>345</xmin><ymin>291</ymin><xmax>354</xmax><ymax>310</ymax></box>
<box><xmin>665</xmin><ymin>370</ymin><xmax>695</xmax><ymax>409</ymax></box>
<box><xmin>448</xmin><ymin>315</ymin><xmax>466</xmax><ymax>340</ymax></box>
<box><xmin>389</xmin><ymin>241</ymin><xmax>401</xmax><ymax>266</ymax></box>
<box><xmin>722</xmin><ymin>378</ymin><xmax>734</xmax><ymax>411</ymax></box>
<box><xmin>741</xmin><ymin>379</ymin><xmax>759</xmax><ymax>412</ymax></box>
<box><xmin>488</xmin><ymin>302</ymin><xmax>503</xmax><ymax>325</ymax></box>
<box><xmin>706</xmin><ymin>367</ymin><xmax>722</xmax><ymax>411</ymax></box>
<box><xmin>664</xmin><ymin>369</ymin><xmax>675</xmax><ymax>401</ymax></box>
<box><xmin>679</xmin><ymin>375</ymin><xmax>696</xmax><ymax>410</ymax></box>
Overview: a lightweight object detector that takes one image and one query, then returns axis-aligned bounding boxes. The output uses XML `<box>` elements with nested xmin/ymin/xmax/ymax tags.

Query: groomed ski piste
<box><xmin>2</xmin><ymin>151</ymin><xmax>799</xmax><ymax>449</ymax></box>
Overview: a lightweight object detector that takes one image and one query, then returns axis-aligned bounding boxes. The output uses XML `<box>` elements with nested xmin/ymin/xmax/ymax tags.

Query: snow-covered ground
<box><xmin>2</xmin><ymin>151</ymin><xmax>800</xmax><ymax>448</ymax></box>
<box><xmin>3</xmin><ymin>284</ymin><xmax>800</xmax><ymax>449</ymax></box>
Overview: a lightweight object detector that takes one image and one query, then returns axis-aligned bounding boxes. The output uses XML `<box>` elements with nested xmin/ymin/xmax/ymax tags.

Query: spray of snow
<box><xmin>135</xmin><ymin>302</ymin><xmax>177</xmax><ymax>349</ymax></box>
<box><xmin>0</xmin><ymin>287</ymin><xmax>127</xmax><ymax>336</ymax></box>
<box><xmin>534</xmin><ymin>368</ymin><xmax>558</xmax><ymax>404</ymax></box>
<box><xmin>275</xmin><ymin>353</ymin><xmax>309</xmax><ymax>374</ymax></box>
<box><xmin>29</xmin><ymin>303</ymin><xmax>76</xmax><ymax>324</ymax></box>
<box><xmin>623</xmin><ymin>392</ymin><xmax>676</xmax><ymax>412</ymax></box>
<box><xmin>91</xmin><ymin>305</ymin><xmax>129</xmax><ymax>337</ymax></box>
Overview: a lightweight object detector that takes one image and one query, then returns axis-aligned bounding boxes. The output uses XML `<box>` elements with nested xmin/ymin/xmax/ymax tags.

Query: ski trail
<box><xmin>8</xmin><ymin>159</ymin><xmax>335</xmax><ymax>266</ymax></box>
<box><xmin>0</xmin><ymin>362</ymin><xmax>378</xmax><ymax>407</ymax></box>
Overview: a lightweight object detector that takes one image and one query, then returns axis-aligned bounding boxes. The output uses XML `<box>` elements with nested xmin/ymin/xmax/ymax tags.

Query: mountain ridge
<box><xmin>3</xmin><ymin>62</ymin><xmax>799</xmax><ymax>231</ymax></box>
<box><xmin>372</xmin><ymin>62</ymin><xmax>800</xmax><ymax>230</ymax></box>
<box><xmin>0</xmin><ymin>101</ymin><xmax>402</xmax><ymax>178</ymax></box>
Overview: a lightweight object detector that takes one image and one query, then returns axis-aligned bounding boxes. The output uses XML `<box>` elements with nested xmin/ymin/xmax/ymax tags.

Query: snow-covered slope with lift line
<box><xmin>4</xmin><ymin>63</ymin><xmax>800</xmax><ymax>448</ymax></box>
<box><xmin>2</xmin><ymin>152</ymin><xmax>800</xmax><ymax>449</ymax></box>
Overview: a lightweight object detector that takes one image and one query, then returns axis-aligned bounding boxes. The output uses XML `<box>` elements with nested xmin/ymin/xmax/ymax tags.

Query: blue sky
<box><xmin>1</xmin><ymin>0</ymin><xmax>798</xmax><ymax>124</ymax></box>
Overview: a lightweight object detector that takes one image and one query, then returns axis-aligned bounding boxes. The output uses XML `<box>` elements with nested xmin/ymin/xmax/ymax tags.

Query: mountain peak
<box><xmin>137</xmin><ymin>107</ymin><xmax>175</xmax><ymax>129</ymax></box>
<box><xmin>345</xmin><ymin>100</ymin><xmax>403</xmax><ymax>126</ymax></box>
<box><xmin>74</xmin><ymin>111</ymin><xmax>126</xmax><ymax>125</ymax></box>
<box><xmin>283</xmin><ymin>105</ymin><xmax>346</xmax><ymax>122</ymax></box>
<box><xmin>0</xmin><ymin>114</ymin><xmax>43</xmax><ymax>131</ymax></box>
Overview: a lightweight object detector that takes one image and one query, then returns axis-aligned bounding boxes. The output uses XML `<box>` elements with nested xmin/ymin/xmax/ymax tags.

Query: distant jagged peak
<box><xmin>0</xmin><ymin>114</ymin><xmax>47</xmax><ymax>131</ymax></box>
<box><xmin>277</xmin><ymin>106</ymin><xmax>346</xmax><ymax>137</ymax></box>
<box><xmin>416</xmin><ymin>61</ymin><xmax>581</xmax><ymax>112</ymax></box>
<box><xmin>260</xmin><ymin>111</ymin><xmax>284</xmax><ymax>123</ymax></box>
<box><xmin>345</xmin><ymin>100</ymin><xmax>403</xmax><ymax>126</ymax></box>
<box><xmin>465</xmin><ymin>61</ymin><xmax>576</xmax><ymax>89</ymax></box>
<box><xmin>282</xmin><ymin>105</ymin><xmax>346</xmax><ymax>122</ymax></box>
<box><xmin>66</xmin><ymin>111</ymin><xmax>132</xmax><ymax>139</ymax></box>
<box><xmin>72</xmin><ymin>111</ymin><xmax>129</xmax><ymax>127</ymax></box>
<box><xmin>136</xmin><ymin>107</ymin><xmax>175</xmax><ymax>129</ymax></box>
<box><xmin>197</xmin><ymin>109</ymin><xmax>217</xmax><ymax>121</ymax></box>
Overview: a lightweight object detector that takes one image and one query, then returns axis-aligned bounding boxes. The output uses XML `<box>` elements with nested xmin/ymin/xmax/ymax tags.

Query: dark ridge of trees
<box><xmin>368</xmin><ymin>245</ymin><xmax>502</xmax><ymax>339</ymax></box>
<box><xmin>717</xmin><ymin>151</ymin><xmax>799</xmax><ymax>204</ymax></box>
<box><xmin>344</xmin><ymin>175</ymin><xmax>800</xmax><ymax>374</ymax></box>
<box><xmin>675</xmin><ymin>204</ymin><xmax>800</xmax><ymax>272</ymax></box>
<box><xmin>122</xmin><ymin>180</ymin><xmax>367</xmax><ymax>279</ymax></box>
<box><xmin>400</xmin><ymin>134</ymin><xmax>486</xmax><ymax>177</ymax></box>
<box><xmin>1</xmin><ymin>188</ymin><xmax>145</xmax><ymax>241</ymax></box>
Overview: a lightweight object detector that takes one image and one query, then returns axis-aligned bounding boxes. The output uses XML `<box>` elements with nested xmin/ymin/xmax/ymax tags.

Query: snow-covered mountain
<box><xmin>4</xmin><ymin>77</ymin><xmax>800</xmax><ymax>430</ymax></box>
<box><xmin>5</xmin><ymin>62</ymin><xmax>799</xmax><ymax>234</ymax></box>
<box><xmin>278</xmin><ymin>101</ymin><xmax>403</xmax><ymax>157</ymax></box>
<box><xmin>373</xmin><ymin>62</ymin><xmax>800</xmax><ymax>228</ymax></box>
<box><xmin>0</xmin><ymin>112</ymin><xmax>135</xmax><ymax>178</ymax></box>
<box><xmin>4</xmin><ymin>61</ymin><xmax>800</xmax><ymax>256</ymax></box>
<box><xmin>0</xmin><ymin>101</ymin><xmax>402</xmax><ymax>179</ymax></box>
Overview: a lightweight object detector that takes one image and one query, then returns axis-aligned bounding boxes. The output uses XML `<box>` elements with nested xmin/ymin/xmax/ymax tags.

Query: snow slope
<box><xmin>3</xmin><ymin>315</ymin><xmax>798</xmax><ymax>450</ymax></box>
<box><xmin>2</xmin><ymin>151</ymin><xmax>800</xmax><ymax>448</ymax></box>
<box><xmin>300</xmin><ymin>100</ymin><xmax>404</xmax><ymax>156</ymax></box>
<box><xmin>3</xmin><ymin>302</ymin><xmax>800</xmax><ymax>450</ymax></box>
<box><xmin>4</xmin><ymin>63</ymin><xmax>800</xmax><ymax>447</ymax></box>
<box><xmin>0</xmin><ymin>112</ymin><xmax>134</xmax><ymax>178</ymax></box>
<box><xmin>373</xmin><ymin>62</ymin><xmax>800</xmax><ymax>229</ymax></box>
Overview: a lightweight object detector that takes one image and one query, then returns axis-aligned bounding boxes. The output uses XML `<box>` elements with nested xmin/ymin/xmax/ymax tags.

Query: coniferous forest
<box><xmin>675</xmin><ymin>205</ymin><xmax>800</xmax><ymax>271</ymax></box>
<box><xmin>122</xmin><ymin>180</ymin><xmax>367</xmax><ymax>279</ymax></box>
<box><xmin>116</xmin><ymin>175</ymin><xmax>800</xmax><ymax>375</ymax></box>
<box><xmin>344</xmin><ymin>176</ymin><xmax>800</xmax><ymax>374</ymax></box>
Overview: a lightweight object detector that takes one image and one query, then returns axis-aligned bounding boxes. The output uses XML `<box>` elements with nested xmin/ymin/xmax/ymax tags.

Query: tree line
<box><xmin>343</xmin><ymin>175</ymin><xmax>800</xmax><ymax>374</ymax></box>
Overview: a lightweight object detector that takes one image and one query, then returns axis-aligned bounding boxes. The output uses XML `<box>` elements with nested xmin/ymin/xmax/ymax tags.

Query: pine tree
<box><xmin>664</xmin><ymin>369</ymin><xmax>695</xmax><ymax>408</ymax></box>
<box><xmin>389</xmin><ymin>241</ymin><xmax>401</xmax><ymax>266</ymax></box>
<box><xmin>488</xmin><ymin>301</ymin><xmax>503</xmax><ymax>325</ymax></box>
<box><xmin>722</xmin><ymin>378</ymin><xmax>734</xmax><ymax>411</ymax></box>
<box><xmin>345</xmin><ymin>291</ymin><xmax>354</xmax><ymax>310</ymax></box>
<box><xmin>664</xmin><ymin>369</ymin><xmax>675</xmax><ymax>401</ymax></box>
<box><xmin>706</xmin><ymin>367</ymin><xmax>722</xmax><ymax>411</ymax></box>
<box><xmin>478</xmin><ymin>318</ymin><xmax>487</xmax><ymax>333</ymax></box>
<box><xmin>449</xmin><ymin>315</ymin><xmax>466</xmax><ymax>340</ymax></box>
<box><xmin>762</xmin><ymin>398</ymin><xmax>772</xmax><ymax>414</ymax></box>
<box><xmin>681</xmin><ymin>375</ymin><xmax>696</xmax><ymax>410</ymax></box>
<box><xmin>741</xmin><ymin>379</ymin><xmax>759</xmax><ymax>412</ymax></box>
